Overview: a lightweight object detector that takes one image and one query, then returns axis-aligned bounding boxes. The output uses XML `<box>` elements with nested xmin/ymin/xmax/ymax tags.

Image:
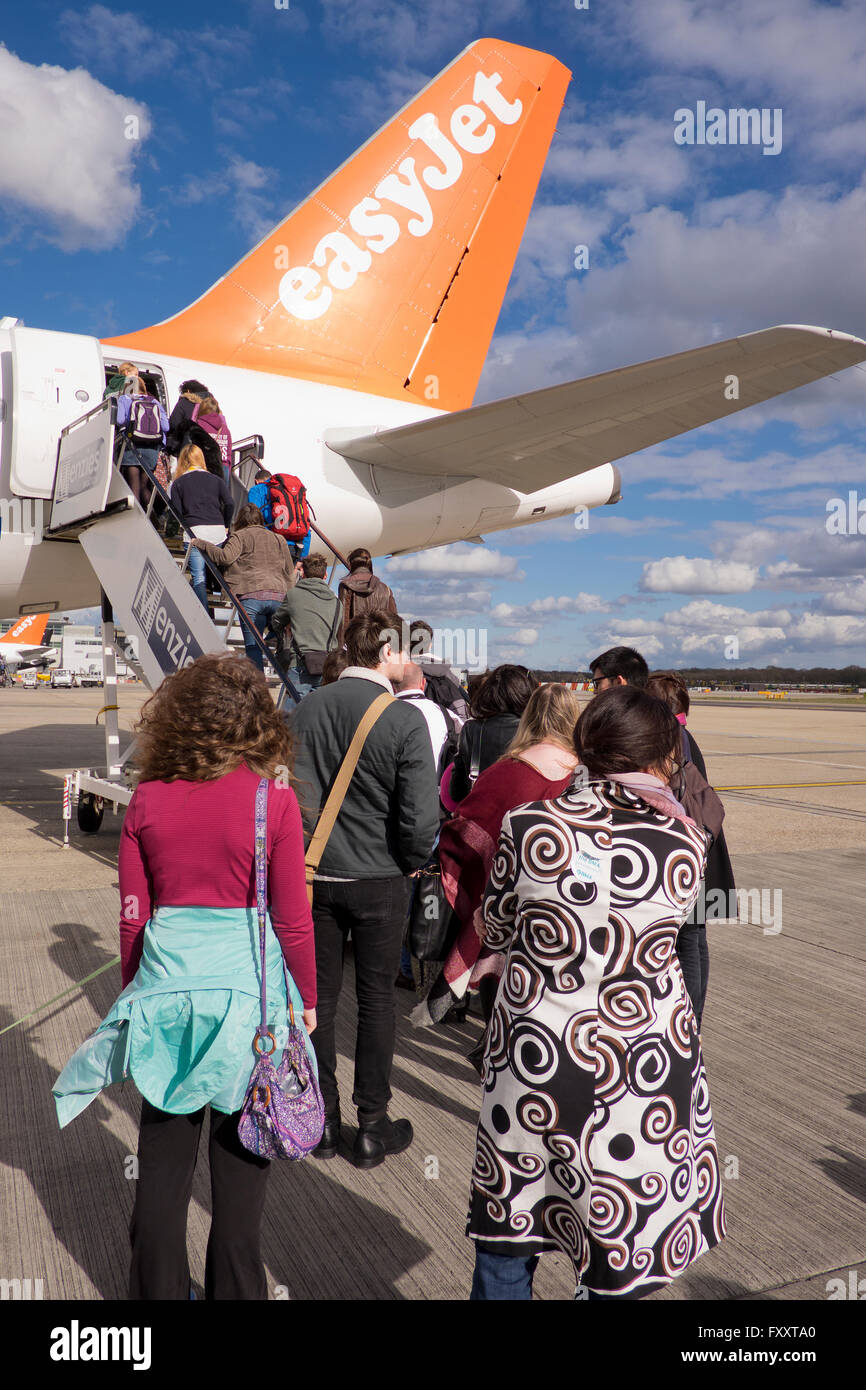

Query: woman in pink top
<box><xmin>53</xmin><ymin>653</ymin><xmax>315</xmax><ymax>1301</ymax></box>
<box><xmin>192</xmin><ymin>392</ymin><xmax>234</xmax><ymax>479</ymax></box>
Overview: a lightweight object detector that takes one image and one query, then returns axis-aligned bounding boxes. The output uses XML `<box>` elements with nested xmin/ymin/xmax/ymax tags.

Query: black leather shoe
<box><xmin>352</xmin><ymin>1117</ymin><xmax>414</xmax><ymax>1169</ymax></box>
<box><xmin>312</xmin><ymin>1115</ymin><xmax>341</xmax><ymax>1160</ymax></box>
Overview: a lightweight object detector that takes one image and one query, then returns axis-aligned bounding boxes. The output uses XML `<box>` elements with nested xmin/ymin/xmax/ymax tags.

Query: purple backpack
<box><xmin>128</xmin><ymin>394</ymin><xmax>162</xmax><ymax>443</ymax></box>
<box><xmin>238</xmin><ymin>779</ymin><xmax>325</xmax><ymax>1161</ymax></box>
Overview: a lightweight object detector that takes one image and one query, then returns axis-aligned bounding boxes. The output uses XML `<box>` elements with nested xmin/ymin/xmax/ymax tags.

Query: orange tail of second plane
<box><xmin>0</xmin><ymin>613</ymin><xmax>50</xmax><ymax>646</ymax></box>
<box><xmin>107</xmin><ymin>39</ymin><xmax>570</xmax><ymax>412</ymax></box>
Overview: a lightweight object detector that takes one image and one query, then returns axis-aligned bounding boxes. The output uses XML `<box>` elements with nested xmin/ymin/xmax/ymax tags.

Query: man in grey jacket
<box><xmin>271</xmin><ymin>552</ymin><xmax>342</xmax><ymax>697</ymax></box>
<box><xmin>289</xmin><ymin>610</ymin><xmax>439</xmax><ymax>1168</ymax></box>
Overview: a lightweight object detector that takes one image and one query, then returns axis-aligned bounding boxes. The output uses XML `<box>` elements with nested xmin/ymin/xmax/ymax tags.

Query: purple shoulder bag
<box><xmin>238</xmin><ymin>779</ymin><xmax>325</xmax><ymax>1159</ymax></box>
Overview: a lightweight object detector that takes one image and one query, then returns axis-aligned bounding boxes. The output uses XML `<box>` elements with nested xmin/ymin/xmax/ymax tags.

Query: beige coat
<box><xmin>197</xmin><ymin>525</ymin><xmax>297</xmax><ymax>597</ymax></box>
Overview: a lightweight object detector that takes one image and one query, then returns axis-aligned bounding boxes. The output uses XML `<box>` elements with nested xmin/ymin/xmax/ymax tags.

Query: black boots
<box><xmin>351</xmin><ymin>1116</ymin><xmax>413</xmax><ymax>1170</ymax></box>
<box><xmin>312</xmin><ymin>1114</ymin><xmax>341</xmax><ymax>1160</ymax></box>
<box><xmin>313</xmin><ymin>1113</ymin><xmax>414</xmax><ymax>1167</ymax></box>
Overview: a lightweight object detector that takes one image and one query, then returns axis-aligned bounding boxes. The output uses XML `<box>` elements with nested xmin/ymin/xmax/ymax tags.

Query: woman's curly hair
<box><xmin>134</xmin><ymin>652</ymin><xmax>294</xmax><ymax>783</ymax></box>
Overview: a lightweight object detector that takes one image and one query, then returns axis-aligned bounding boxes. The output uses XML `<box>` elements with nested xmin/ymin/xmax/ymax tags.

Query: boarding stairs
<box><xmin>41</xmin><ymin>398</ymin><xmax>305</xmax><ymax>832</ymax></box>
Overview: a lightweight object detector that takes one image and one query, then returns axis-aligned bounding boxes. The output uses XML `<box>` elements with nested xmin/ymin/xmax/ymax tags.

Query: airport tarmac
<box><xmin>0</xmin><ymin>685</ymin><xmax>864</xmax><ymax>1300</ymax></box>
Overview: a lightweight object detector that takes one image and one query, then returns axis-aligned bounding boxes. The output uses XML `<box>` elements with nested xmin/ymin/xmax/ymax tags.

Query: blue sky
<box><xmin>2</xmin><ymin>0</ymin><xmax>866</xmax><ymax>670</ymax></box>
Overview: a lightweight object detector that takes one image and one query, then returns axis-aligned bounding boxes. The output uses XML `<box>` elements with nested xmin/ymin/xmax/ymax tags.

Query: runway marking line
<box><xmin>718</xmin><ymin>780</ymin><xmax>866</xmax><ymax>790</ymax></box>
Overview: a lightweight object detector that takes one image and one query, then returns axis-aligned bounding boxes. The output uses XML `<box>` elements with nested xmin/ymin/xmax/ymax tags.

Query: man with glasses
<box><xmin>589</xmin><ymin>646</ymin><xmax>649</xmax><ymax>693</ymax></box>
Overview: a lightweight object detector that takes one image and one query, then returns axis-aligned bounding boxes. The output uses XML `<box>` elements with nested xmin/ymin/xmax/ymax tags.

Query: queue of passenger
<box><xmin>58</xmin><ymin>374</ymin><xmax>734</xmax><ymax>1301</ymax></box>
<box><xmin>52</xmin><ymin>617</ymin><xmax>732</xmax><ymax>1302</ymax></box>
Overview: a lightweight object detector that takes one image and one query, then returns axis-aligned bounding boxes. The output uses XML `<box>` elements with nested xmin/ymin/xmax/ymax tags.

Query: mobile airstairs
<box><xmin>43</xmin><ymin>396</ymin><xmax>307</xmax><ymax>836</ymax></box>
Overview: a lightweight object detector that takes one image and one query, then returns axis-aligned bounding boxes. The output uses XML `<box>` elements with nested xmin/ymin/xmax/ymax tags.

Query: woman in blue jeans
<box><xmin>193</xmin><ymin>503</ymin><xmax>299</xmax><ymax>669</ymax></box>
<box><xmin>171</xmin><ymin>444</ymin><xmax>234</xmax><ymax>610</ymax></box>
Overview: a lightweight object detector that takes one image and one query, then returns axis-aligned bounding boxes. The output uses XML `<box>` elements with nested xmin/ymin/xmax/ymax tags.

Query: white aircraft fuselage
<box><xmin>0</xmin><ymin>328</ymin><xmax>620</xmax><ymax>619</ymax></box>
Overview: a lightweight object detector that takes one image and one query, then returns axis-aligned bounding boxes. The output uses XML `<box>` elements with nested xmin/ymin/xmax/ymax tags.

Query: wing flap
<box><xmin>327</xmin><ymin>325</ymin><xmax>866</xmax><ymax>491</ymax></box>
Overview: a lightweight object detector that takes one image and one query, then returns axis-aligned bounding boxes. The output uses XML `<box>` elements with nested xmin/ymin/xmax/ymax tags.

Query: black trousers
<box><xmin>676</xmin><ymin>923</ymin><xmax>710</xmax><ymax>1031</ymax></box>
<box><xmin>129</xmin><ymin>1100</ymin><xmax>270</xmax><ymax>1301</ymax></box>
<box><xmin>311</xmin><ymin>876</ymin><xmax>411</xmax><ymax>1123</ymax></box>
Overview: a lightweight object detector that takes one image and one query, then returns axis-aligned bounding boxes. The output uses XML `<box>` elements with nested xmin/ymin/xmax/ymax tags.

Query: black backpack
<box><xmin>437</xmin><ymin>709</ymin><xmax>461</xmax><ymax>781</ymax></box>
<box><xmin>423</xmin><ymin>670</ymin><xmax>465</xmax><ymax>718</ymax></box>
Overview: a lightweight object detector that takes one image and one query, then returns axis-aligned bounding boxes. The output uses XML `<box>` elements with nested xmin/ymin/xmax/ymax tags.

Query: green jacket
<box><xmin>289</xmin><ymin>673</ymin><xmax>439</xmax><ymax>879</ymax></box>
<box><xmin>271</xmin><ymin>577</ymin><xmax>341</xmax><ymax>660</ymax></box>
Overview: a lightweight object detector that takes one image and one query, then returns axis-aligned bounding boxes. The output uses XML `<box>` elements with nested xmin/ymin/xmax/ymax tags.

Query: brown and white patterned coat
<box><xmin>467</xmin><ymin>779</ymin><xmax>727</xmax><ymax>1296</ymax></box>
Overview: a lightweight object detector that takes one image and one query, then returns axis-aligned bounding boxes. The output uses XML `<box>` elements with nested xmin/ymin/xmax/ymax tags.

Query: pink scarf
<box><xmin>612</xmin><ymin>772</ymin><xmax>696</xmax><ymax>826</ymax></box>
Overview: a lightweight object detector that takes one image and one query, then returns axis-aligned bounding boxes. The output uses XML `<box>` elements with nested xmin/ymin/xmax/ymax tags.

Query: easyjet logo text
<box><xmin>278</xmin><ymin>70</ymin><xmax>523</xmax><ymax>322</ymax></box>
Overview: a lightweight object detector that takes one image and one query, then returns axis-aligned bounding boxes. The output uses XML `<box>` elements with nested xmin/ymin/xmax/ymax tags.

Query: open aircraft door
<box><xmin>9</xmin><ymin>326</ymin><xmax>104</xmax><ymax>497</ymax></box>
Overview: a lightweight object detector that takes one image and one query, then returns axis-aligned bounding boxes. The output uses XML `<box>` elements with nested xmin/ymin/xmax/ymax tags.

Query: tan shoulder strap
<box><xmin>305</xmin><ymin>690</ymin><xmax>393</xmax><ymax>901</ymax></box>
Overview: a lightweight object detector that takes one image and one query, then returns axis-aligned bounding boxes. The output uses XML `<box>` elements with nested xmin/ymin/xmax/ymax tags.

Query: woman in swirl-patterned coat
<box><xmin>468</xmin><ymin>686</ymin><xmax>727</xmax><ymax>1300</ymax></box>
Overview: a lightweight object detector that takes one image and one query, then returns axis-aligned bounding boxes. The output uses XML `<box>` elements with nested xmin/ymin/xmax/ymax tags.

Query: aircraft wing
<box><xmin>10</xmin><ymin>646</ymin><xmax>57</xmax><ymax>667</ymax></box>
<box><xmin>327</xmin><ymin>325</ymin><xmax>866</xmax><ymax>492</ymax></box>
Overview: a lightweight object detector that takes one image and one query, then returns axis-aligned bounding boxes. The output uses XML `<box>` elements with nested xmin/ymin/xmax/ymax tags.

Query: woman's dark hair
<box><xmin>348</xmin><ymin>547</ymin><xmax>372</xmax><ymax>571</ymax></box>
<box><xmin>135</xmin><ymin>653</ymin><xmax>294</xmax><ymax>783</ymax></box>
<box><xmin>574</xmin><ymin>685</ymin><xmax>680</xmax><ymax>778</ymax></box>
<box><xmin>645</xmin><ymin>671</ymin><xmax>690</xmax><ymax>717</ymax></box>
<box><xmin>233</xmin><ymin>503</ymin><xmax>266</xmax><ymax>531</ymax></box>
<box><xmin>470</xmin><ymin>664</ymin><xmax>538</xmax><ymax>720</ymax></box>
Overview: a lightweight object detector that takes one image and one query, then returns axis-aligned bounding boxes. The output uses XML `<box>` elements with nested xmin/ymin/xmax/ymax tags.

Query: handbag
<box><xmin>238</xmin><ymin>778</ymin><xmax>325</xmax><ymax>1160</ymax></box>
<box><xmin>303</xmin><ymin>691</ymin><xmax>393</xmax><ymax>905</ymax></box>
<box><xmin>153</xmin><ymin>450</ymin><xmax>171</xmax><ymax>492</ymax></box>
<box><xmin>407</xmin><ymin>836</ymin><xmax>460</xmax><ymax>962</ymax></box>
<box><xmin>294</xmin><ymin>598</ymin><xmax>343</xmax><ymax>676</ymax></box>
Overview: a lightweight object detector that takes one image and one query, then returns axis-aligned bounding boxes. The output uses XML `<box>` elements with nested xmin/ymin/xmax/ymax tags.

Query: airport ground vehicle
<box><xmin>21</xmin><ymin>668</ymin><xmax>38</xmax><ymax>689</ymax></box>
<box><xmin>77</xmin><ymin>666</ymin><xmax>102</xmax><ymax>688</ymax></box>
<box><xmin>50</xmin><ymin>669</ymin><xmax>73</xmax><ymax>689</ymax></box>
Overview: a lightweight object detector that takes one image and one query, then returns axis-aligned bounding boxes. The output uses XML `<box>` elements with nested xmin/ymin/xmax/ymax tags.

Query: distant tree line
<box><xmin>528</xmin><ymin>665</ymin><xmax>866</xmax><ymax>688</ymax></box>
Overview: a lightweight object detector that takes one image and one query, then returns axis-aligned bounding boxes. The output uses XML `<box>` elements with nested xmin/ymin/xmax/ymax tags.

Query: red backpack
<box><xmin>266</xmin><ymin>474</ymin><xmax>310</xmax><ymax>541</ymax></box>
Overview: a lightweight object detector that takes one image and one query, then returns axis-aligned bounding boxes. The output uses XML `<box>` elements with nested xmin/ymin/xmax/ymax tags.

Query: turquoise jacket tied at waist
<box><xmin>53</xmin><ymin>905</ymin><xmax>312</xmax><ymax>1127</ymax></box>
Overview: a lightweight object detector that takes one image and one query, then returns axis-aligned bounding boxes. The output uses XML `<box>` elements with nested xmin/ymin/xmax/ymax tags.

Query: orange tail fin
<box><xmin>107</xmin><ymin>39</ymin><xmax>570</xmax><ymax>412</ymax></box>
<box><xmin>0</xmin><ymin>613</ymin><xmax>49</xmax><ymax>645</ymax></box>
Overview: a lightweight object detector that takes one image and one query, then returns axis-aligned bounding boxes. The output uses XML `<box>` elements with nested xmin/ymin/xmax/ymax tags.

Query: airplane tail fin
<box><xmin>0</xmin><ymin>613</ymin><xmax>49</xmax><ymax>645</ymax></box>
<box><xmin>106</xmin><ymin>39</ymin><xmax>570</xmax><ymax>412</ymax></box>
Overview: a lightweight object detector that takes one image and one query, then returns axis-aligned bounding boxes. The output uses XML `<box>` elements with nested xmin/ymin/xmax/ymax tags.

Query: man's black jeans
<box><xmin>311</xmin><ymin>876</ymin><xmax>411</xmax><ymax>1123</ymax></box>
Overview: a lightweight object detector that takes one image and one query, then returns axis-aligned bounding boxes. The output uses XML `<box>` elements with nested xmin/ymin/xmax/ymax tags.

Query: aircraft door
<box><xmin>9</xmin><ymin>327</ymin><xmax>104</xmax><ymax>498</ymax></box>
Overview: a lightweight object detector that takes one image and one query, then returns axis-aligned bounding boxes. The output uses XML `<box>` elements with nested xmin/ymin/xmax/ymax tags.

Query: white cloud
<box><xmin>177</xmin><ymin>155</ymin><xmax>279</xmax><ymax>243</ymax></box>
<box><xmin>514</xmin><ymin>628</ymin><xmax>539</xmax><ymax>646</ymax></box>
<box><xmin>484</xmin><ymin>178</ymin><xmax>866</xmax><ymax>429</ymax></box>
<box><xmin>640</xmin><ymin>556</ymin><xmax>759</xmax><ymax>593</ymax></box>
<box><xmin>821</xmin><ymin>579</ymin><xmax>866</xmax><ymax>614</ymax></box>
<box><xmin>566</xmin><ymin>182</ymin><xmax>866</xmax><ymax>375</ymax></box>
<box><xmin>615</xmin><ymin>0</ymin><xmax>866</xmax><ymax>117</ymax></box>
<box><xmin>598</xmin><ymin>633</ymin><xmax>666</xmax><ymax>661</ymax></box>
<box><xmin>58</xmin><ymin>7</ymin><xmax>252</xmax><ymax>87</ymax></box>
<box><xmin>492</xmin><ymin>594</ymin><xmax>613</xmax><ymax>624</ymax></box>
<box><xmin>386</xmin><ymin>544</ymin><xmax>522</xmax><ymax>579</ymax></box>
<box><xmin>58</xmin><ymin>6</ymin><xmax>178</xmax><ymax>75</ymax></box>
<box><xmin>0</xmin><ymin>45</ymin><xmax>150</xmax><ymax>250</ymax></box>
<box><xmin>319</xmin><ymin>0</ymin><xmax>530</xmax><ymax>60</ymax></box>
<box><xmin>334</xmin><ymin>67</ymin><xmax>433</xmax><ymax>131</ymax></box>
<box><xmin>545</xmin><ymin>112</ymin><xmax>691</xmax><ymax>203</ymax></box>
<box><xmin>588</xmin><ymin>592</ymin><xmax>866</xmax><ymax>667</ymax></box>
